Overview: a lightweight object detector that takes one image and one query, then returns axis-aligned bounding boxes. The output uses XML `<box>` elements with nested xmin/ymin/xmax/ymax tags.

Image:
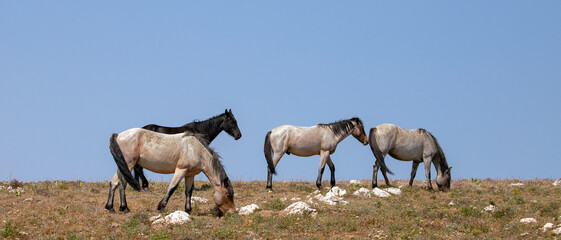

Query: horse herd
<box><xmin>105</xmin><ymin>109</ymin><xmax>452</xmax><ymax>216</ymax></box>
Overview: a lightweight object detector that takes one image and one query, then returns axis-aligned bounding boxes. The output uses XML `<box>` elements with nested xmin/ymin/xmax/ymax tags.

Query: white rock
<box><xmin>372</xmin><ymin>188</ymin><xmax>391</xmax><ymax>198</ymax></box>
<box><xmin>151</xmin><ymin>211</ymin><xmax>191</xmax><ymax>225</ymax></box>
<box><xmin>484</xmin><ymin>205</ymin><xmax>495</xmax><ymax>212</ymax></box>
<box><xmin>542</xmin><ymin>223</ymin><xmax>554</xmax><ymax>232</ymax></box>
<box><xmin>448</xmin><ymin>201</ymin><xmax>455</xmax><ymax>206</ymax></box>
<box><xmin>329</xmin><ymin>186</ymin><xmax>347</xmax><ymax>197</ymax></box>
<box><xmin>520</xmin><ymin>218</ymin><xmax>537</xmax><ymax>224</ymax></box>
<box><xmin>353</xmin><ymin>187</ymin><xmax>372</xmax><ymax>197</ymax></box>
<box><xmin>284</xmin><ymin>201</ymin><xmax>317</xmax><ymax>216</ymax></box>
<box><xmin>510</xmin><ymin>183</ymin><xmax>524</xmax><ymax>186</ymax></box>
<box><xmin>149</xmin><ymin>214</ymin><xmax>162</xmax><ymax>222</ymax></box>
<box><xmin>191</xmin><ymin>197</ymin><xmax>208</xmax><ymax>203</ymax></box>
<box><xmin>385</xmin><ymin>187</ymin><xmax>401</xmax><ymax>195</ymax></box>
<box><xmin>307</xmin><ymin>190</ymin><xmax>321</xmax><ymax>198</ymax></box>
<box><xmin>323</xmin><ymin>191</ymin><xmax>348</xmax><ymax>205</ymax></box>
<box><xmin>553</xmin><ymin>226</ymin><xmax>561</xmax><ymax>234</ymax></box>
<box><xmin>24</xmin><ymin>198</ymin><xmax>33</xmax><ymax>202</ymax></box>
<box><xmin>280</xmin><ymin>197</ymin><xmax>287</xmax><ymax>201</ymax></box>
<box><xmin>290</xmin><ymin>197</ymin><xmax>301</xmax><ymax>201</ymax></box>
<box><xmin>8</xmin><ymin>187</ymin><xmax>24</xmax><ymax>194</ymax></box>
<box><xmin>238</xmin><ymin>204</ymin><xmax>260</xmax><ymax>216</ymax></box>
<box><xmin>553</xmin><ymin>179</ymin><xmax>561</xmax><ymax>187</ymax></box>
<box><xmin>349</xmin><ymin>180</ymin><xmax>361</xmax><ymax>184</ymax></box>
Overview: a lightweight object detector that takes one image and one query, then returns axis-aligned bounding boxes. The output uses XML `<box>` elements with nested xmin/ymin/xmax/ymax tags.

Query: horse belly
<box><xmin>389</xmin><ymin>146</ymin><xmax>423</xmax><ymax>161</ymax></box>
<box><xmin>137</xmin><ymin>157</ymin><xmax>177</xmax><ymax>174</ymax></box>
<box><xmin>287</xmin><ymin>142</ymin><xmax>321</xmax><ymax>157</ymax></box>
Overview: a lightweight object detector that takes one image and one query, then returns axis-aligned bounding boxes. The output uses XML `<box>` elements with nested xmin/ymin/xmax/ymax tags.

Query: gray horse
<box><xmin>264</xmin><ymin>117</ymin><xmax>391</xmax><ymax>190</ymax></box>
<box><xmin>369</xmin><ymin>124</ymin><xmax>451</xmax><ymax>191</ymax></box>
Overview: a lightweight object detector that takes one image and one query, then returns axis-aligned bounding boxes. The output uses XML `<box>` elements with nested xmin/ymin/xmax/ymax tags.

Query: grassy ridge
<box><xmin>1</xmin><ymin>179</ymin><xmax>560</xmax><ymax>239</ymax></box>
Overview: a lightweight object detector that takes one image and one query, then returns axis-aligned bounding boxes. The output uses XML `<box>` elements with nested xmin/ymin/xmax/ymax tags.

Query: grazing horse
<box><xmin>104</xmin><ymin>128</ymin><xmax>236</xmax><ymax>216</ymax></box>
<box><xmin>135</xmin><ymin>109</ymin><xmax>242</xmax><ymax>191</ymax></box>
<box><xmin>264</xmin><ymin>117</ymin><xmax>391</xmax><ymax>190</ymax></box>
<box><xmin>369</xmin><ymin>123</ymin><xmax>451</xmax><ymax>191</ymax></box>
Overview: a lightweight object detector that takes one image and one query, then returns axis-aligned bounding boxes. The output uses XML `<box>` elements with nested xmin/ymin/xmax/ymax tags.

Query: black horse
<box><xmin>136</xmin><ymin>109</ymin><xmax>242</xmax><ymax>191</ymax></box>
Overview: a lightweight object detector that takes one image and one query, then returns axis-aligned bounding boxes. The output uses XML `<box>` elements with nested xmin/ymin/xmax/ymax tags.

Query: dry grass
<box><xmin>1</xmin><ymin>179</ymin><xmax>560</xmax><ymax>239</ymax></box>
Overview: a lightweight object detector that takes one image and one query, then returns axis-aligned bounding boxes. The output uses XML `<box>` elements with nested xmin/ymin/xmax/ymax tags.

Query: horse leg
<box><xmin>184</xmin><ymin>175</ymin><xmax>195</xmax><ymax>213</ymax></box>
<box><xmin>423</xmin><ymin>156</ymin><xmax>434</xmax><ymax>191</ymax></box>
<box><xmin>117</xmin><ymin>171</ymin><xmax>130</xmax><ymax>213</ymax></box>
<box><xmin>316</xmin><ymin>151</ymin><xmax>329</xmax><ymax>189</ymax></box>
<box><xmin>104</xmin><ymin>172</ymin><xmax>120</xmax><ymax>212</ymax></box>
<box><xmin>157</xmin><ymin>168</ymin><xmax>187</xmax><ymax>211</ymax></box>
<box><xmin>266</xmin><ymin>151</ymin><xmax>285</xmax><ymax>190</ymax></box>
<box><xmin>326</xmin><ymin>157</ymin><xmax>336</xmax><ymax>187</ymax></box>
<box><xmin>134</xmin><ymin>165</ymin><xmax>150</xmax><ymax>191</ymax></box>
<box><xmin>409</xmin><ymin>161</ymin><xmax>420</xmax><ymax>187</ymax></box>
<box><xmin>372</xmin><ymin>162</ymin><xmax>379</xmax><ymax>188</ymax></box>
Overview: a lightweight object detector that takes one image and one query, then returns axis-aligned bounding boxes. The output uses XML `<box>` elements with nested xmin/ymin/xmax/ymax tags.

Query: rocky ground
<box><xmin>1</xmin><ymin>179</ymin><xmax>560</xmax><ymax>239</ymax></box>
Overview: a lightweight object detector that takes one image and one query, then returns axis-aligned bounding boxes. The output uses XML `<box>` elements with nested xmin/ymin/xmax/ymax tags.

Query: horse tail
<box><xmin>369</xmin><ymin>128</ymin><xmax>394</xmax><ymax>175</ymax></box>
<box><xmin>264</xmin><ymin>131</ymin><xmax>277</xmax><ymax>175</ymax></box>
<box><xmin>109</xmin><ymin>133</ymin><xmax>141</xmax><ymax>191</ymax></box>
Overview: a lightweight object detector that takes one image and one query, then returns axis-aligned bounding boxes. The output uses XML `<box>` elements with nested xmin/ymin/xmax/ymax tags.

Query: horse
<box><xmin>134</xmin><ymin>109</ymin><xmax>242</xmax><ymax>191</ymax></box>
<box><xmin>369</xmin><ymin>123</ymin><xmax>451</xmax><ymax>191</ymax></box>
<box><xmin>264</xmin><ymin>117</ymin><xmax>391</xmax><ymax>190</ymax></box>
<box><xmin>104</xmin><ymin>128</ymin><xmax>236</xmax><ymax>216</ymax></box>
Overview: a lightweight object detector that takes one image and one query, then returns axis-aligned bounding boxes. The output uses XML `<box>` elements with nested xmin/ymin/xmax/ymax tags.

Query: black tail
<box><xmin>110</xmin><ymin>133</ymin><xmax>141</xmax><ymax>191</ymax></box>
<box><xmin>264</xmin><ymin>131</ymin><xmax>276</xmax><ymax>175</ymax></box>
<box><xmin>369</xmin><ymin>128</ymin><xmax>394</xmax><ymax>175</ymax></box>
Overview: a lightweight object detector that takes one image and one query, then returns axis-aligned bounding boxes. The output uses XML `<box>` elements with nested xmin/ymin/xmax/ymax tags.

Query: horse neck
<box><xmin>187</xmin><ymin>115</ymin><xmax>225</xmax><ymax>143</ymax></box>
<box><xmin>335</xmin><ymin>130</ymin><xmax>353</xmax><ymax>143</ymax></box>
<box><xmin>201</xmin><ymin>154</ymin><xmax>226</xmax><ymax>189</ymax></box>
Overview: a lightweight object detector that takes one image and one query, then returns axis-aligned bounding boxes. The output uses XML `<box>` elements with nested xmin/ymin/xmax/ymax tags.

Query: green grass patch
<box><xmin>0</xmin><ymin>221</ymin><xmax>18</xmax><ymax>238</ymax></box>
<box><xmin>262</xmin><ymin>199</ymin><xmax>287</xmax><ymax>211</ymax></box>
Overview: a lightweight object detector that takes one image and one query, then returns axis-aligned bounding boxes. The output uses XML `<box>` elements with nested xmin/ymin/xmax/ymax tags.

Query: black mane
<box><xmin>421</xmin><ymin>129</ymin><xmax>448</xmax><ymax>170</ymax></box>
<box><xmin>184</xmin><ymin>113</ymin><xmax>228</xmax><ymax>136</ymax></box>
<box><xmin>318</xmin><ymin>117</ymin><xmax>361</xmax><ymax>137</ymax></box>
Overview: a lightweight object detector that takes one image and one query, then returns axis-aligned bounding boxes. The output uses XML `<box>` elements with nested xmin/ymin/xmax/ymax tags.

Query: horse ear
<box><xmin>229</xmin><ymin>109</ymin><xmax>232</xmax><ymax>113</ymax></box>
<box><xmin>225</xmin><ymin>109</ymin><xmax>228</xmax><ymax>114</ymax></box>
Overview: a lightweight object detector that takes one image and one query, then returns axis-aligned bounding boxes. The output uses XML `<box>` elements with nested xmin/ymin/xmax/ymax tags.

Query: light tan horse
<box><xmin>264</xmin><ymin>117</ymin><xmax>391</xmax><ymax>190</ymax></box>
<box><xmin>369</xmin><ymin>123</ymin><xmax>451</xmax><ymax>191</ymax></box>
<box><xmin>105</xmin><ymin>128</ymin><xmax>235</xmax><ymax>215</ymax></box>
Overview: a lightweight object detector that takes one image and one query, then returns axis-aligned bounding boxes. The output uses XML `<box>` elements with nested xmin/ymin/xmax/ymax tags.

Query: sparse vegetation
<box><xmin>0</xmin><ymin>179</ymin><xmax>560</xmax><ymax>239</ymax></box>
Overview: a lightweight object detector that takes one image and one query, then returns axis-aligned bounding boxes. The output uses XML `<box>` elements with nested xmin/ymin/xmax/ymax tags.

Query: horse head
<box><xmin>350</xmin><ymin>118</ymin><xmax>369</xmax><ymax>146</ymax></box>
<box><xmin>436</xmin><ymin>167</ymin><xmax>452</xmax><ymax>192</ymax></box>
<box><xmin>222</xmin><ymin>109</ymin><xmax>242</xmax><ymax>140</ymax></box>
<box><xmin>214</xmin><ymin>177</ymin><xmax>236</xmax><ymax>216</ymax></box>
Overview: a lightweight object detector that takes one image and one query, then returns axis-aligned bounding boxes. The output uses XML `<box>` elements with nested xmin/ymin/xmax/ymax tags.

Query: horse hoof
<box><xmin>157</xmin><ymin>204</ymin><xmax>166</xmax><ymax>212</ymax></box>
<box><xmin>119</xmin><ymin>206</ymin><xmax>130</xmax><ymax>213</ymax></box>
<box><xmin>141</xmin><ymin>187</ymin><xmax>150</xmax><ymax>192</ymax></box>
<box><xmin>105</xmin><ymin>206</ymin><xmax>115</xmax><ymax>213</ymax></box>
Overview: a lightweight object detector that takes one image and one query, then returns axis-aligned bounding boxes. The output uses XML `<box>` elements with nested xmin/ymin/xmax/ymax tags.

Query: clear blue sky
<box><xmin>1</xmin><ymin>1</ymin><xmax>560</xmax><ymax>183</ymax></box>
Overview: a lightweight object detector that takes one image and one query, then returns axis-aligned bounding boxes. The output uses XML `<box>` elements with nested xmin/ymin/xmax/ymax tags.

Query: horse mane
<box><xmin>318</xmin><ymin>117</ymin><xmax>362</xmax><ymax>137</ymax></box>
<box><xmin>184</xmin><ymin>113</ymin><xmax>227</xmax><ymax>134</ymax></box>
<box><xmin>421</xmin><ymin>129</ymin><xmax>448</xmax><ymax>170</ymax></box>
